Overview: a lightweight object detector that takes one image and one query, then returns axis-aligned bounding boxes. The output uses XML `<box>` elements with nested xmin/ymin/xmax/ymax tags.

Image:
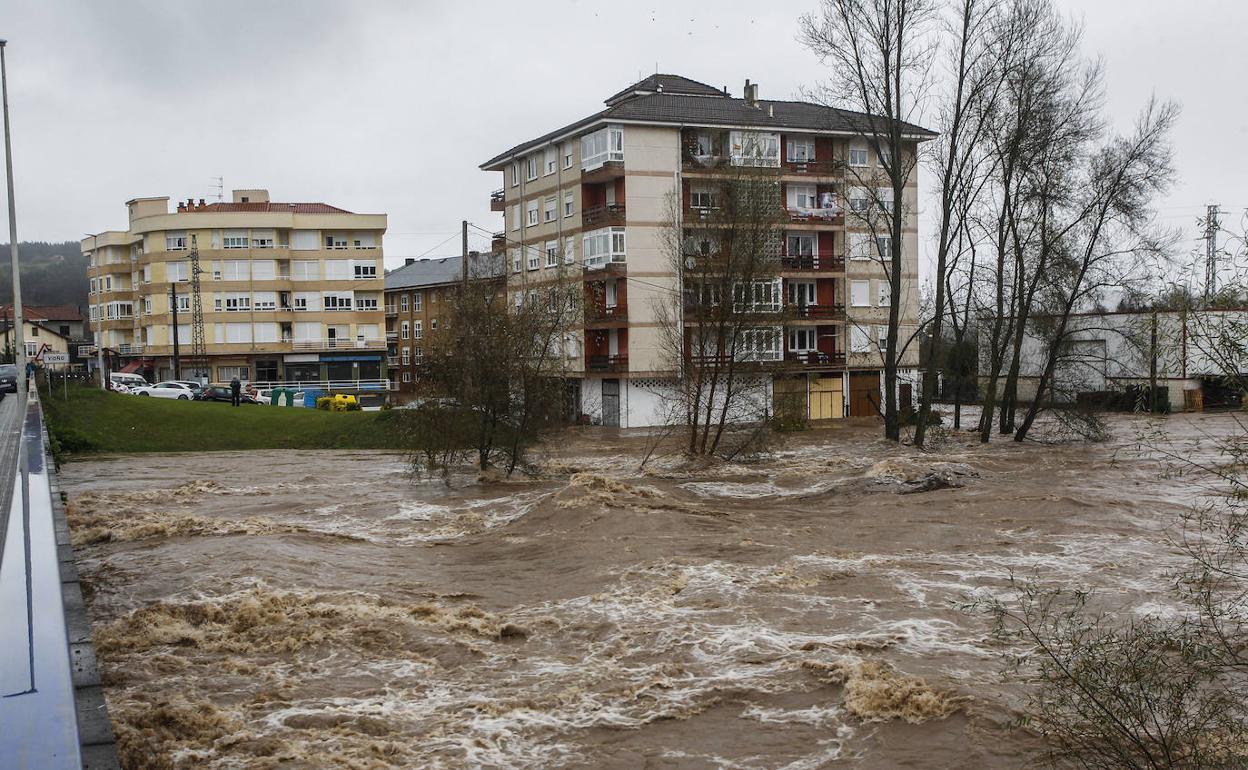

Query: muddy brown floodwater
<box><xmin>58</xmin><ymin>411</ymin><xmax>1235</xmax><ymax>769</ymax></box>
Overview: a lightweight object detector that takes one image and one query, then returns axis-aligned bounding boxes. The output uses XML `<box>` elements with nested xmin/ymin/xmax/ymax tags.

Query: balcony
<box><xmin>384</xmin><ymin>304</ymin><xmax>397</xmax><ymax>316</ymax></box>
<box><xmin>583</xmin><ymin>259</ymin><xmax>626</xmax><ymax>276</ymax></box>
<box><xmin>490</xmin><ymin>189</ymin><xmax>506</xmax><ymax>211</ymax></box>
<box><xmin>786</xmin><ymin>350</ymin><xmax>846</xmax><ymax>367</ymax></box>
<box><xmin>585</xmin><ymin>303</ymin><xmax>628</xmax><ymax>327</ymax></box>
<box><xmin>387</xmin><ymin>356</ymin><xmax>399</xmax><ymax>366</ymax></box>
<box><xmin>291</xmin><ymin>338</ymin><xmax>386</xmax><ymax>352</ymax></box>
<box><xmin>385</xmin><ymin>329</ymin><xmax>398</xmax><ymax>340</ymax></box>
<box><xmin>780</xmin><ymin>254</ymin><xmax>845</xmax><ymax>272</ymax></box>
<box><xmin>492</xmin><ymin>231</ymin><xmax>507</xmax><ymax>251</ymax></box>
<box><xmin>587</xmin><ymin>353</ymin><xmax>628</xmax><ymax>373</ymax></box>
<box><xmin>787</xmin><ymin>303</ymin><xmax>846</xmax><ymax>320</ymax></box>
<box><xmin>582</xmin><ymin>203</ymin><xmax>626</xmax><ymax>228</ymax></box>
<box><xmin>581</xmin><ymin>160</ymin><xmax>624</xmax><ymax>184</ymax></box>
<box><xmin>116</xmin><ymin>343</ymin><xmax>144</xmax><ymax>356</ymax></box>
<box><xmin>785</xmin><ymin>207</ymin><xmax>843</xmax><ymax>225</ymax></box>
<box><xmin>782</xmin><ymin>159</ymin><xmax>841</xmax><ymax>176</ymax></box>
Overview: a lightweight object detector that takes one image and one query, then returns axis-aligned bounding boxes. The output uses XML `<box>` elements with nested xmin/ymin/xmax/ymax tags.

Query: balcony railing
<box><xmin>385</xmin><ymin>329</ymin><xmax>399</xmax><ymax>340</ymax></box>
<box><xmin>782</xmin><ymin>159</ymin><xmax>841</xmax><ymax>176</ymax></box>
<box><xmin>384</xmin><ymin>305</ymin><xmax>397</xmax><ymax>315</ymax></box>
<box><xmin>587</xmin><ymin>353</ymin><xmax>628</xmax><ymax>372</ymax></box>
<box><xmin>291</xmin><ymin>338</ymin><xmax>386</xmax><ymax>351</ymax></box>
<box><xmin>780</xmin><ymin>254</ymin><xmax>845</xmax><ymax>272</ymax></box>
<box><xmin>585</xmin><ymin>303</ymin><xmax>628</xmax><ymax>324</ymax></box>
<box><xmin>117</xmin><ymin>343</ymin><xmax>144</xmax><ymax>355</ymax></box>
<box><xmin>786</xmin><ymin>207</ymin><xmax>843</xmax><ymax>224</ymax></box>
<box><xmin>250</xmin><ymin>379</ymin><xmax>389</xmax><ymax>392</ymax></box>
<box><xmin>387</xmin><ymin>356</ymin><xmax>399</xmax><ymax>366</ymax></box>
<box><xmin>788</xmin><ymin>303</ymin><xmax>846</xmax><ymax>319</ymax></box>
<box><xmin>582</xmin><ymin>203</ymin><xmax>626</xmax><ymax>228</ymax></box>
<box><xmin>786</xmin><ymin>350</ymin><xmax>846</xmax><ymax>366</ymax></box>
<box><xmin>490</xmin><ymin>189</ymin><xmax>506</xmax><ymax>211</ymax></box>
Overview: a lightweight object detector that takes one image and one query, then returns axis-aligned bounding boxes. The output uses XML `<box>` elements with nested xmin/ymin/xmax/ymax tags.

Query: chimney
<box><xmin>744</xmin><ymin>79</ymin><xmax>759</xmax><ymax>108</ymax></box>
<box><xmin>198</xmin><ymin>198</ymin><xmax>205</xmax><ymax>207</ymax></box>
<box><xmin>176</xmin><ymin>202</ymin><xmax>186</xmax><ymax>213</ymax></box>
<box><xmin>405</xmin><ymin>258</ymin><xmax>416</xmax><ymax>266</ymax></box>
<box><xmin>768</xmin><ymin>104</ymin><xmax>774</xmax><ymax>118</ymax></box>
<box><xmin>187</xmin><ymin>197</ymin><xmax>194</xmax><ymax>209</ymax></box>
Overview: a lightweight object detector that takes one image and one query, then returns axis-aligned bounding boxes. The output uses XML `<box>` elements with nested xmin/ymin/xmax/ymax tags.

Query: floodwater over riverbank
<box><xmin>60</xmin><ymin>411</ymin><xmax>1232</xmax><ymax>769</ymax></box>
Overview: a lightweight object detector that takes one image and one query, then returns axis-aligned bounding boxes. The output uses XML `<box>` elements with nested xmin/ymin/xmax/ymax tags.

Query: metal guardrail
<box><xmin>290</xmin><ymin>338</ymin><xmax>385</xmax><ymax>351</ymax></box>
<box><xmin>250</xmin><ymin>379</ymin><xmax>389</xmax><ymax>392</ymax></box>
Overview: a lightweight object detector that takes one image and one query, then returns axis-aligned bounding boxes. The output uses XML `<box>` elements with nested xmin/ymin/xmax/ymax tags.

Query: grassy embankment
<box><xmin>42</xmin><ymin>386</ymin><xmax>409</xmax><ymax>456</ymax></box>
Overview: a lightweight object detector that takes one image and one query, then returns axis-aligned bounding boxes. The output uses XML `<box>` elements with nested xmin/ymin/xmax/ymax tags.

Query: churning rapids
<box><xmin>58</xmin><ymin>411</ymin><xmax>1234</xmax><ymax>769</ymax></box>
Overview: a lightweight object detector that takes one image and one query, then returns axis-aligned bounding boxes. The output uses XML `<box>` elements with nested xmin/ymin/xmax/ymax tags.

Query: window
<box><xmin>581</xmin><ymin>125</ymin><xmax>624</xmax><ymax>170</ymax></box>
<box><xmin>431</xmin><ymin>319</ymin><xmax>437</xmax><ymax>331</ymax></box>
<box><xmin>849</xmin><ymin>188</ymin><xmax>870</xmax><ymax>213</ymax></box>
<box><xmin>401</xmin><ymin>347</ymin><xmax>411</xmax><ymax>365</ymax></box>
<box><xmin>254</xmin><ymin>292</ymin><xmax>277</xmax><ymax>311</ymax></box>
<box><xmin>402</xmin><ymin>371</ymin><xmax>413</xmax><ymax>383</ymax></box>
<box><xmin>413</xmin><ymin>291</ymin><xmax>422</xmax><ymax>311</ymax></box>
<box><xmin>527</xmin><ymin>247</ymin><xmax>539</xmax><ymax>271</ymax></box>
<box><xmin>414</xmin><ymin>320</ymin><xmax>423</xmax><ymax>338</ymax></box>
<box><xmin>877</xmin><ymin>281</ymin><xmax>891</xmax><ymax>307</ymax></box>
<box><xmin>733</xmin><ymin>279</ymin><xmax>782</xmax><ymax>312</ymax></box>
<box><xmin>563</xmin><ymin>237</ymin><xmax>575</xmax><ymax>265</ymax></box>
<box><xmin>526</xmin><ymin>154</ymin><xmax>538</xmax><ymax>181</ymax></box>
<box><xmin>526</xmin><ymin>200</ymin><xmax>539</xmax><ymax>226</ymax></box>
<box><xmin>143</xmin><ymin>297</ymin><xmax>152</xmax><ymax>315</ymax></box>
<box><xmin>252</xmin><ymin>260</ymin><xmax>276</xmax><ymax>280</ymax></box>
<box><xmin>167</xmin><ymin>261</ymin><xmax>190</xmax><ymax>282</ymax></box>
<box><xmin>690</xmin><ymin>186</ymin><xmax>717</xmax><ymax>209</ymax></box>
<box><xmin>875</xmin><ymin>235</ymin><xmax>892</xmax><ymax>259</ymax></box>
<box><xmin>225</xmin><ymin>323</ymin><xmax>252</xmax><ymax>344</ymax></box>
<box><xmin>355</xmin><ymin>295</ymin><xmax>379</xmax><ymax>311</ymax></box>
<box><xmin>254</xmin><ymin>323</ymin><xmax>279</xmax><ymax>343</ymax></box>
<box><xmin>293</xmin><ymin>292</ymin><xmax>317</xmax><ymax>311</ymax></box>
<box><xmin>292</xmin><ymin>260</ymin><xmax>319</xmax><ymax>280</ymax></box>
<box><xmin>848</xmin><ymin>146</ymin><xmax>869</xmax><ymax>167</ymax></box>
<box><xmin>789</xmin><ymin>327</ymin><xmax>816</xmax><ymax>351</ymax></box>
<box><xmin>849</xmin><ymin>232</ymin><xmax>871</xmax><ymax>260</ymax></box>
<box><xmin>291</xmin><ymin>230</ymin><xmax>319</xmax><ymax>250</ymax></box>
<box><xmin>323</xmin><ymin>293</ymin><xmax>353</xmax><ymax>311</ymax></box>
<box><xmin>787</xmin><ymin>185</ymin><xmax>818</xmax><ymax>210</ymax></box>
<box><xmin>877</xmin><ymin>325</ymin><xmax>889</xmax><ymax>351</ymax></box>
<box><xmin>544</xmin><ymin>197</ymin><xmax>556</xmax><ymax>223</ymax></box>
<box><xmin>729</xmin><ymin>130</ymin><xmax>780</xmax><ymax>167</ymax></box>
<box><xmin>583</xmin><ymin>227</ymin><xmax>625</xmax><ymax>268</ymax></box>
<box><xmin>545</xmin><ymin>241</ymin><xmax>558</xmax><ymax>268</ymax></box>
<box><xmin>544</xmin><ymin>146</ymin><xmax>557</xmax><ymax>175</ymax></box>
<box><xmin>353</xmin><ymin>261</ymin><xmax>377</xmax><ymax>279</ymax></box>
<box><xmin>324</xmin><ymin>260</ymin><xmax>350</xmax><ymax>280</ymax></box>
<box><xmin>878</xmin><ymin>146</ymin><xmax>892</xmax><ymax>166</ymax></box>
<box><xmin>563</xmin><ymin>190</ymin><xmax>574</xmax><ymax>218</ymax></box>
<box><xmin>252</xmin><ymin>231</ymin><xmax>275</xmax><ymax>249</ymax></box>
<box><xmin>225</xmin><ymin>292</ymin><xmax>251</xmax><ymax>312</ymax></box>
<box><xmin>511</xmin><ymin>161</ymin><xmax>520</xmax><ymax>187</ymax></box>
<box><xmin>24</xmin><ymin>341</ymin><xmax>36</xmax><ymax>358</ymax></box>
<box><xmin>788</xmin><ymin>281</ymin><xmax>817</xmax><ymax>307</ymax></box>
<box><xmin>401</xmin><ymin>320</ymin><xmax>410</xmax><ymax>340</ymax></box>
<box><xmin>850</xmin><ymin>280</ymin><xmax>870</xmax><ymax>307</ymax></box>
<box><xmin>223</xmin><ymin>230</ymin><xmax>249</xmax><ymax>249</ymax></box>
<box><xmin>787</xmin><ymin>233</ymin><xmax>815</xmax><ymax>257</ymax></box>
<box><xmin>877</xmin><ymin>187</ymin><xmax>896</xmax><ymax>215</ymax></box>
<box><xmin>222</xmin><ymin>260</ymin><xmax>249</xmax><ymax>281</ymax></box>
<box><xmin>563</xmin><ymin>143</ymin><xmax>574</xmax><ymax>169</ymax></box>
<box><xmin>325</xmin><ymin>234</ymin><xmax>348</xmax><ymax>250</ymax></box>
<box><xmin>786</xmin><ymin>136</ymin><xmax>816</xmax><ymax>163</ymax></box>
<box><xmin>511</xmin><ymin>205</ymin><xmax>521</xmax><ymax>232</ymax></box>
<box><xmin>510</xmin><ymin>247</ymin><xmax>522</xmax><ymax>273</ymax></box>
<box><xmin>693</xmin><ymin>131</ymin><xmax>714</xmax><ymax>157</ymax></box>
<box><xmin>739</xmin><ymin>328</ymin><xmax>782</xmax><ymax>361</ymax></box>
<box><xmin>851</xmin><ymin>325</ymin><xmax>870</xmax><ymax>353</ymax></box>
<box><xmin>399</xmin><ymin>294</ymin><xmax>408</xmax><ymax>312</ymax></box>
<box><xmin>352</xmin><ymin>234</ymin><xmax>376</xmax><ymax>250</ymax></box>
<box><xmin>165</xmin><ymin>232</ymin><xmax>188</xmax><ymax>251</ymax></box>
<box><xmin>143</xmin><ymin>265</ymin><xmax>151</xmax><ymax>283</ymax></box>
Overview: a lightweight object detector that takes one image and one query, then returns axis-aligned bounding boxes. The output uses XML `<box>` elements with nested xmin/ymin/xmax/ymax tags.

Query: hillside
<box><xmin>0</xmin><ymin>240</ymin><xmax>88</xmax><ymax>309</ymax></box>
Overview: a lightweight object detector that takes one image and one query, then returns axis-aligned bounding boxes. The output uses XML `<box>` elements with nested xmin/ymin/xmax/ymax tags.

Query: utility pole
<box><xmin>1204</xmin><ymin>203</ymin><xmax>1220</xmax><ymax>302</ymax></box>
<box><xmin>461</xmin><ymin>219</ymin><xmax>470</xmax><ymax>291</ymax></box>
<box><xmin>1</xmin><ymin>40</ymin><xmax>26</xmax><ymax>408</ymax></box>
<box><xmin>169</xmin><ymin>284</ymin><xmax>180</xmax><ymax>379</ymax></box>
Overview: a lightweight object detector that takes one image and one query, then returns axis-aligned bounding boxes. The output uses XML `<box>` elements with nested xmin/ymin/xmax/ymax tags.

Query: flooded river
<box><xmin>58</xmin><ymin>411</ymin><xmax>1231</xmax><ymax>769</ymax></box>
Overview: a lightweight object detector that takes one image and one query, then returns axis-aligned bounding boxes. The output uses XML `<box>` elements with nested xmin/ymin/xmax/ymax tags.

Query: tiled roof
<box><xmin>0</xmin><ymin>304</ymin><xmax>83</xmax><ymax>321</ymax></box>
<box><xmin>384</xmin><ymin>254</ymin><xmax>503</xmax><ymax>291</ymax></box>
<box><xmin>481</xmin><ymin>74</ymin><xmax>935</xmax><ymax>169</ymax></box>
<box><xmin>185</xmin><ymin>202</ymin><xmax>353</xmax><ymax>214</ymax></box>
<box><xmin>604</xmin><ymin>74</ymin><xmax>727</xmax><ymax>105</ymax></box>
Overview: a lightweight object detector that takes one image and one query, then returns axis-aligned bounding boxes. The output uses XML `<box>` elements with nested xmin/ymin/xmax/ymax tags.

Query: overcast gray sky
<box><xmin>2</xmin><ymin>0</ymin><xmax>1245</xmax><ymax>272</ymax></box>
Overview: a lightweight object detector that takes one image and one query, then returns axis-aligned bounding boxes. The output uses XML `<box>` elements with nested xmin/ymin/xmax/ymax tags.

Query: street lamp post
<box><xmin>0</xmin><ymin>40</ymin><xmax>26</xmax><ymax>408</ymax></box>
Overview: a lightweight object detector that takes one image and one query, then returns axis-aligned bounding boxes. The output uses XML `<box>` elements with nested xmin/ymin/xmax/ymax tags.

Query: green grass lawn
<box><xmin>42</xmin><ymin>385</ymin><xmax>410</xmax><ymax>456</ymax></box>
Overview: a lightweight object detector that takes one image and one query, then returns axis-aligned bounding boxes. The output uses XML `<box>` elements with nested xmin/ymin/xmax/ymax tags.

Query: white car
<box><xmin>133</xmin><ymin>381</ymin><xmax>196</xmax><ymax>400</ymax></box>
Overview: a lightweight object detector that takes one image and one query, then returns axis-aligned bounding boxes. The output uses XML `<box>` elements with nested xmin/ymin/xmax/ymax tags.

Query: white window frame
<box><xmin>877</xmin><ymin>281</ymin><xmax>892</xmax><ymax>307</ymax></box>
<box><xmin>545</xmin><ymin>241</ymin><xmax>558</xmax><ymax>268</ymax></box>
<box><xmin>526</xmin><ymin>200</ymin><xmax>539</xmax><ymax>227</ymax></box>
<box><xmin>544</xmin><ymin>146</ymin><xmax>557</xmax><ymax>175</ymax></box>
<box><xmin>401</xmin><ymin>320</ymin><xmax>410</xmax><ymax>340</ymax></box>
<box><xmin>563</xmin><ymin>190</ymin><xmax>575</xmax><ymax>218</ymax></box>
<box><xmin>580</xmin><ymin>125</ymin><xmax>624</xmax><ymax>170</ymax></box>
<box><xmin>786</xmin><ymin>136</ymin><xmax>816</xmax><ymax>163</ymax></box>
<box><xmin>848</xmin><ymin>146</ymin><xmax>869</xmax><ymax>167</ymax></box>
<box><xmin>544</xmin><ymin>197</ymin><xmax>557</xmax><ymax>223</ymax></box>
<box><xmin>851</xmin><ymin>325</ymin><xmax>870</xmax><ymax>353</ymax></box>
<box><xmin>850</xmin><ymin>280</ymin><xmax>870</xmax><ymax>307</ymax></box>
<box><xmin>526</xmin><ymin>154</ymin><xmax>538</xmax><ymax>181</ymax></box>
<box><xmin>786</xmin><ymin>232</ymin><xmax>816</xmax><ymax>257</ymax></box>
<box><xmin>788</xmin><ymin>327</ymin><xmax>817</xmax><ymax>352</ymax></box>
<box><xmin>788</xmin><ymin>280</ymin><xmax>817</xmax><ymax>307</ymax></box>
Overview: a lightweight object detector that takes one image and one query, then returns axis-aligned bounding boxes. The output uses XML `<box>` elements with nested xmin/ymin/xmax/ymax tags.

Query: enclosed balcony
<box><xmin>582</xmin><ymin>203</ymin><xmax>626</xmax><ymax>228</ymax></box>
<box><xmin>490</xmin><ymin>189</ymin><xmax>506</xmax><ymax>212</ymax></box>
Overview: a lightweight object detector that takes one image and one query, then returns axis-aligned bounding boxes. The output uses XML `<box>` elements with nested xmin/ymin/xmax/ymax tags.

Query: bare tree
<box><xmin>655</xmin><ymin>151</ymin><xmax>787</xmax><ymax>458</ymax></box>
<box><xmin>801</xmin><ymin>0</ymin><xmax>936</xmax><ymax>441</ymax></box>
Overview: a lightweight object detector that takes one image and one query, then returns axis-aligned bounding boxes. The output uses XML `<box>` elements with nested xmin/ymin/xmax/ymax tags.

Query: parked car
<box><xmin>0</xmin><ymin>364</ymin><xmax>17</xmax><ymax>394</ymax></box>
<box><xmin>132</xmin><ymin>381</ymin><xmax>197</xmax><ymax>400</ymax></box>
<box><xmin>110</xmin><ymin>373</ymin><xmax>148</xmax><ymax>392</ymax></box>
<box><xmin>195</xmin><ymin>385</ymin><xmax>258</xmax><ymax>404</ymax></box>
<box><xmin>172</xmin><ymin>380</ymin><xmax>208</xmax><ymax>399</ymax></box>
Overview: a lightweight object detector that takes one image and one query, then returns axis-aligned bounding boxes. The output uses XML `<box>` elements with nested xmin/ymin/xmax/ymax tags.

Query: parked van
<box><xmin>110</xmin><ymin>373</ymin><xmax>148</xmax><ymax>391</ymax></box>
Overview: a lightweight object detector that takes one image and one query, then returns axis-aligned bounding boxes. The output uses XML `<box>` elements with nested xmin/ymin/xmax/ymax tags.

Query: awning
<box><xmin>119</xmin><ymin>360</ymin><xmax>143</xmax><ymax>373</ymax></box>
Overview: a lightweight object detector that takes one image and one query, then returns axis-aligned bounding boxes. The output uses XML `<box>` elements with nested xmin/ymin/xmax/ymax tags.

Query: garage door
<box><xmin>810</xmin><ymin>375</ymin><xmax>844</xmax><ymax>420</ymax></box>
<box><xmin>773</xmin><ymin>376</ymin><xmax>808</xmax><ymax>421</ymax></box>
<box><xmin>848</xmin><ymin>370</ymin><xmax>880</xmax><ymax>417</ymax></box>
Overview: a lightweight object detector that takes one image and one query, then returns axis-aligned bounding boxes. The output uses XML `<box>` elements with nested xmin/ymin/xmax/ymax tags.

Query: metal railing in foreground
<box><xmin>249</xmin><ymin>379</ymin><xmax>390</xmax><ymax>392</ymax></box>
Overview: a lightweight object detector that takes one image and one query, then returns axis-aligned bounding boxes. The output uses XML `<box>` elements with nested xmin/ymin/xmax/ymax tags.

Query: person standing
<box><xmin>230</xmin><ymin>375</ymin><xmax>241</xmax><ymax>407</ymax></box>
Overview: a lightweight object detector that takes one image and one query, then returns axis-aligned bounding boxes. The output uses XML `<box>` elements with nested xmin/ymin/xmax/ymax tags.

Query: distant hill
<box><xmin>0</xmin><ymin>241</ymin><xmax>87</xmax><ymax>309</ymax></box>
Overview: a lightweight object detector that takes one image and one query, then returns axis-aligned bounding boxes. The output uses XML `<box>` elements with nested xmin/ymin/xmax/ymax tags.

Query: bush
<box><xmin>50</xmin><ymin>424</ymin><xmax>99</xmax><ymax>454</ymax></box>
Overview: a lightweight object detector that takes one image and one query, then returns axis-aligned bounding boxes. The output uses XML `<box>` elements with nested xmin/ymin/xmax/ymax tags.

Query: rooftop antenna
<box><xmin>211</xmin><ymin>176</ymin><xmax>224</xmax><ymax>202</ymax></box>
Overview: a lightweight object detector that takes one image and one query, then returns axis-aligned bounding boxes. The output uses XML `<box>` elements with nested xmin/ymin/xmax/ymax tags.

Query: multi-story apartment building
<box><xmin>383</xmin><ymin>253</ymin><xmax>505</xmax><ymax>399</ymax></box>
<box><xmin>82</xmin><ymin>189</ymin><xmax>388</xmax><ymax>386</ymax></box>
<box><xmin>481</xmin><ymin>74</ymin><xmax>931</xmax><ymax>427</ymax></box>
